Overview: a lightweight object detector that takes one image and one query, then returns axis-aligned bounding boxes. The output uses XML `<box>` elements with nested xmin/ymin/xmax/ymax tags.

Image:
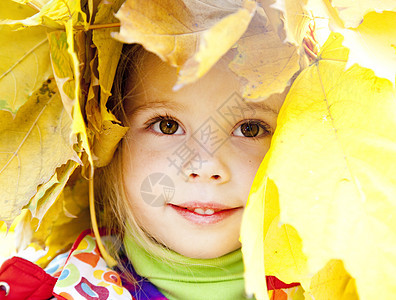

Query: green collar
<box><xmin>124</xmin><ymin>234</ymin><xmax>251</xmax><ymax>300</ymax></box>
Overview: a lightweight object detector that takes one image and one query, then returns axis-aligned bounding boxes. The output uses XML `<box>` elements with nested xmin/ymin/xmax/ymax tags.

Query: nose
<box><xmin>181</xmin><ymin>145</ymin><xmax>231</xmax><ymax>184</ymax></box>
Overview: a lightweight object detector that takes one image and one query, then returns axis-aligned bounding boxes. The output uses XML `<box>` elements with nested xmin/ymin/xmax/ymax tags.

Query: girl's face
<box><xmin>122</xmin><ymin>52</ymin><xmax>284</xmax><ymax>259</ymax></box>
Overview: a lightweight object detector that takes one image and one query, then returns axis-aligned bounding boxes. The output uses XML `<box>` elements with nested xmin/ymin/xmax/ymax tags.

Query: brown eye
<box><xmin>159</xmin><ymin>119</ymin><xmax>179</xmax><ymax>134</ymax></box>
<box><xmin>240</xmin><ymin>122</ymin><xmax>259</xmax><ymax>137</ymax></box>
<box><xmin>233</xmin><ymin>121</ymin><xmax>269</xmax><ymax>137</ymax></box>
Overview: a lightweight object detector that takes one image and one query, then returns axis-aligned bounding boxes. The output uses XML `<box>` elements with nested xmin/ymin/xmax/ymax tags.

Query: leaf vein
<box><xmin>0</xmin><ymin>96</ymin><xmax>53</xmax><ymax>176</ymax></box>
<box><xmin>0</xmin><ymin>38</ymin><xmax>47</xmax><ymax>82</ymax></box>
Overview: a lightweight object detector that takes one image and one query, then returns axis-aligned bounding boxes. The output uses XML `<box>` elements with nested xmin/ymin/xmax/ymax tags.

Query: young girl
<box><xmin>0</xmin><ymin>45</ymin><xmax>301</xmax><ymax>299</ymax></box>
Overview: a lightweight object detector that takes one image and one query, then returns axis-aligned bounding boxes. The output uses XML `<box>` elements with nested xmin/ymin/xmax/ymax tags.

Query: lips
<box><xmin>168</xmin><ymin>201</ymin><xmax>242</xmax><ymax>225</ymax></box>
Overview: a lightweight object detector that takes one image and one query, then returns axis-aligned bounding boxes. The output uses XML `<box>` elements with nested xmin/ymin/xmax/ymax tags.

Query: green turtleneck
<box><xmin>124</xmin><ymin>233</ymin><xmax>252</xmax><ymax>300</ymax></box>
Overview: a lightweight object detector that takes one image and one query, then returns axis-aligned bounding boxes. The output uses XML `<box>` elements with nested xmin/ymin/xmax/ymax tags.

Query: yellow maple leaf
<box><xmin>269</xmin><ymin>0</ymin><xmax>311</xmax><ymax>46</ymax></box>
<box><xmin>9</xmin><ymin>0</ymin><xmax>50</xmax><ymax>9</ymax></box>
<box><xmin>252</xmin><ymin>32</ymin><xmax>396</xmax><ymax>299</ymax></box>
<box><xmin>113</xmin><ymin>0</ymin><xmax>303</xmax><ymax>100</ymax></box>
<box><xmin>31</xmin><ymin>174</ymin><xmax>90</xmax><ymax>268</ymax></box>
<box><xmin>48</xmin><ymin>28</ymin><xmax>93</xmax><ymax>167</ymax></box>
<box><xmin>175</xmin><ymin>0</ymin><xmax>257</xmax><ymax>87</ymax></box>
<box><xmin>241</xmin><ymin>166</ymin><xmax>308</xmax><ymax>300</ymax></box>
<box><xmin>340</xmin><ymin>11</ymin><xmax>396</xmax><ymax>84</ymax></box>
<box><xmin>48</xmin><ymin>30</ymin><xmax>76</xmax><ymax>115</ymax></box>
<box><xmin>228</xmin><ymin>13</ymin><xmax>301</xmax><ymax>100</ymax></box>
<box><xmin>324</xmin><ymin>0</ymin><xmax>396</xmax><ymax>28</ymax></box>
<box><xmin>26</xmin><ymin>160</ymin><xmax>79</xmax><ymax>224</ymax></box>
<box><xmin>93</xmin><ymin>0</ymin><xmax>124</xmax><ymax>119</ymax></box>
<box><xmin>0</xmin><ymin>0</ymin><xmax>53</xmax><ymax>114</ymax></box>
<box><xmin>113</xmin><ymin>0</ymin><xmax>257</xmax><ymax>87</ymax></box>
<box><xmin>1</xmin><ymin>0</ymin><xmax>87</xmax><ymax>29</ymax></box>
<box><xmin>306</xmin><ymin>259</ymin><xmax>358</xmax><ymax>300</ymax></box>
<box><xmin>88</xmin><ymin>0</ymin><xmax>129</xmax><ymax>167</ymax></box>
<box><xmin>0</xmin><ymin>80</ymin><xmax>80</xmax><ymax>227</ymax></box>
<box><xmin>304</xmin><ymin>1</ymin><xmax>396</xmax><ymax>83</ymax></box>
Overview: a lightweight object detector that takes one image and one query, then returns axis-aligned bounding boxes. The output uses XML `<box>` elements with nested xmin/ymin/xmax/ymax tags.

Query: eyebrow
<box><xmin>129</xmin><ymin>99</ymin><xmax>186</xmax><ymax>115</ymax></box>
<box><xmin>243</xmin><ymin>101</ymin><xmax>280</xmax><ymax>115</ymax></box>
<box><xmin>222</xmin><ymin>100</ymin><xmax>280</xmax><ymax>116</ymax></box>
<box><xmin>129</xmin><ymin>98</ymin><xmax>280</xmax><ymax>116</ymax></box>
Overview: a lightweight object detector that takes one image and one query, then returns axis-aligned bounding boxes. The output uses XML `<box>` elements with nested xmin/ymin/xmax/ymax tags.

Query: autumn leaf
<box><xmin>26</xmin><ymin>160</ymin><xmax>79</xmax><ymax>224</ymax></box>
<box><xmin>48</xmin><ymin>30</ymin><xmax>76</xmax><ymax>115</ymax></box>
<box><xmin>88</xmin><ymin>0</ymin><xmax>129</xmax><ymax>167</ymax></box>
<box><xmin>9</xmin><ymin>0</ymin><xmax>50</xmax><ymax>9</ymax></box>
<box><xmin>31</xmin><ymin>174</ymin><xmax>90</xmax><ymax>268</ymax></box>
<box><xmin>48</xmin><ymin>28</ymin><xmax>93</xmax><ymax>167</ymax></box>
<box><xmin>258</xmin><ymin>33</ymin><xmax>396</xmax><ymax>299</ymax></box>
<box><xmin>228</xmin><ymin>13</ymin><xmax>301</xmax><ymax>100</ymax></box>
<box><xmin>306</xmin><ymin>260</ymin><xmax>358</xmax><ymax>300</ymax></box>
<box><xmin>0</xmin><ymin>80</ymin><xmax>80</xmax><ymax>227</ymax></box>
<box><xmin>241</xmin><ymin>165</ymin><xmax>268</xmax><ymax>300</ymax></box>
<box><xmin>113</xmin><ymin>0</ymin><xmax>257</xmax><ymax>88</ymax></box>
<box><xmin>0</xmin><ymin>0</ymin><xmax>53</xmax><ymax>114</ymax></box>
<box><xmin>340</xmin><ymin>11</ymin><xmax>396</xmax><ymax>84</ymax></box>
<box><xmin>13</xmin><ymin>171</ymin><xmax>90</xmax><ymax>268</ymax></box>
<box><xmin>241</xmin><ymin>163</ymin><xmax>308</xmax><ymax>300</ymax></box>
<box><xmin>303</xmin><ymin>1</ymin><xmax>396</xmax><ymax>83</ymax></box>
<box><xmin>175</xmin><ymin>0</ymin><xmax>256</xmax><ymax>87</ymax></box>
<box><xmin>93</xmin><ymin>0</ymin><xmax>124</xmax><ymax>118</ymax></box>
<box><xmin>322</xmin><ymin>0</ymin><xmax>396</xmax><ymax>28</ymax></box>
<box><xmin>114</xmin><ymin>0</ymin><xmax>251</xmax><ymax>66</ymax></box>
<box><xmin>2</xmin><ymin>0</ymin><xmax>87</xmax><ymax>29</ymax></box>
<box><xmin>113</xmin><ymin>0</ymin><xmax>304</xmax><ymax>99</ymax></box>
<box><xmin>269</xmin><ymin>0</ymin><xmax>311</xmax><ymax>46</ymax></box>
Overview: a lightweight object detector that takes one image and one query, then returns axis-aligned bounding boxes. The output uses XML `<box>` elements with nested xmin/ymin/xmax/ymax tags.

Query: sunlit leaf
<box><xmin>341</xmin><ymin>11</ymin><xmax>396</xmax><ymax>84</ymax></box>
<box><xmin>306</xmin><ymin>260</ymin><xmax>358</xmax><ymax>300</ymax></box>
<box><xmin>1</xmin><ymin>0</ymin><xmax>87</xmax><ymax>29</ymax></box>
<box><xmin>241</xmin><ymin>165</ymin><xmax>268</xmax><ymax>300</ymax></box>
<box><xmin>0</xmin><ymin>0</ymin><xmax>37</xmax><ymax>19</ymax></box>
<box><xmin>242</xmin><ymin>162</ymin><xmax>308</xmax><ymax>300</ymax></box>
<box><xmin>48</xmin><ymin>30</ymin><xmax>75</xmax><ymax>115</ymax></box>
<box><xmin>91</xmin><ymin>121</ymin><xmax>128</xmax><ymax>167</ymax></box>
<box><xmin>114</xmin><ymin>0</ymin><xmax>257</xmax><ymax>87</ymax></box>
<box><xmin>0</xmin><ymin>80</ymin><xmax>80</xmax><ymax>227</ymax></box>
<box><xmin>269</xmin><ymin>0</ymin><xmax>311</xmax><ymax>46</ymax></box>
<box><xmin>87</xmin><ymin>0</ymin><xmax>129</xmax><ymax>167</ymax></box>
<box><xmin>114</xmin><ymin>0</ymin><xmax>246</xmax><ymax>65</ymax></box>
<box><xmin>32</xmin><ymin>175</ymin><xmax>90</xmax><ymax>267</ymax></box>
<box><xmin>264</xmin><ymin>33</ymin><xmax>396</xmax><ymax>299</ymax></box>
<box><xmin>229</xmin><ymin>13</ymin><xmax>301</xmax><ymax>100</ymax></box>
<box><xmin>94</xmin><ymin>0</ymin><xmax>126</xmax><ymax>114</ymax></box>
<box><xmin>10</xmin><ymin>0</ymin><xmax>50</xmax><ymax>9</ymax></box>
<box><xmin>26</xmin><ymin>160</ymin><xmax>79</xmax><ymax>224</ymax></box>
<box><xmin>326</xmin><ymin>0</ymin><xmax>396</xmax><ymax>28</ymax></box>
<box><xmin>0</xmin><ymin>0</ymin><xmax>52</xmax><ymax>114</ymax></box>
<box><xmin>175</xmin><ymin>0</ymin><xmax>256</xmax><ymax>87</ymax></box>
<box><xmin>304</xmin><ymin>1</ymin><xmax>396</xmax><ymax>83</ymax></box>
<box><xmin>48</xmin><ymin>28</ymin><xmax>93</xmax><ymax>166</ymax></box>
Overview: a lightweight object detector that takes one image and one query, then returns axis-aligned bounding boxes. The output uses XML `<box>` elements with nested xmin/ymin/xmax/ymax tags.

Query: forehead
<box><xmin>125</xmin><ymin>51</ymin><xmax>284</xmax><ymax>115</ymax></box>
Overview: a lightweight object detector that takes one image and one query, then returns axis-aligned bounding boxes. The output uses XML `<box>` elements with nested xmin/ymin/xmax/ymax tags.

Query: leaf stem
<box><xmin>26</xmin><ymin>1</ymin><xmax>41</xmax><ymax>11</ymax></box>
<box><xmin>74</xmin><ymin>23</ymin><xmax>121</xmax><ymax>31</ymax></box>
<box><xmin>89</xmin><ymin>166</ymin><xmax>118</xmax><ymax>267</ymax></box>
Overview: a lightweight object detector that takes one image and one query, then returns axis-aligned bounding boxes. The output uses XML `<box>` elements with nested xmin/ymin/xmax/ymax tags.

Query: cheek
<box><xmin>232</xmin><ymin>144</ymin><xmax>269</xmax><ymax>199</ymax></box>
<box><xmin>121</xmin><ymin>141</ymin><xmax>177</xmax><ymax>203</ymax></box>
<box><xmin>123</xmin><ymin>134</ymin><xmax>172</xmax><ymax>173</ymax></box>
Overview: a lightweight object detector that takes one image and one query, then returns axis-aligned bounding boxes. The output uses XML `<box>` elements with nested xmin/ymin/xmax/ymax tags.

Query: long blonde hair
<box><xmin>95</xmin><ymin>44</ymin><xmax>176</xmax><ymax>280</ymax></box>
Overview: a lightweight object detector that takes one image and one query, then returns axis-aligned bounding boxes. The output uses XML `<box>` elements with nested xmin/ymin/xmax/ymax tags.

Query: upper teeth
<box><xmin>193</xmin><ymin>208</ymin><xmax>215</xmax><ymax>215</ymax></box>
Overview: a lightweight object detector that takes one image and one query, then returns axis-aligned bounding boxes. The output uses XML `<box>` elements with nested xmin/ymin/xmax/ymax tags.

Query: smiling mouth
<box><xmin>167</xmin><ymin>202</ymin><xmax>242</xmax><ymax>225</ymax></box>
